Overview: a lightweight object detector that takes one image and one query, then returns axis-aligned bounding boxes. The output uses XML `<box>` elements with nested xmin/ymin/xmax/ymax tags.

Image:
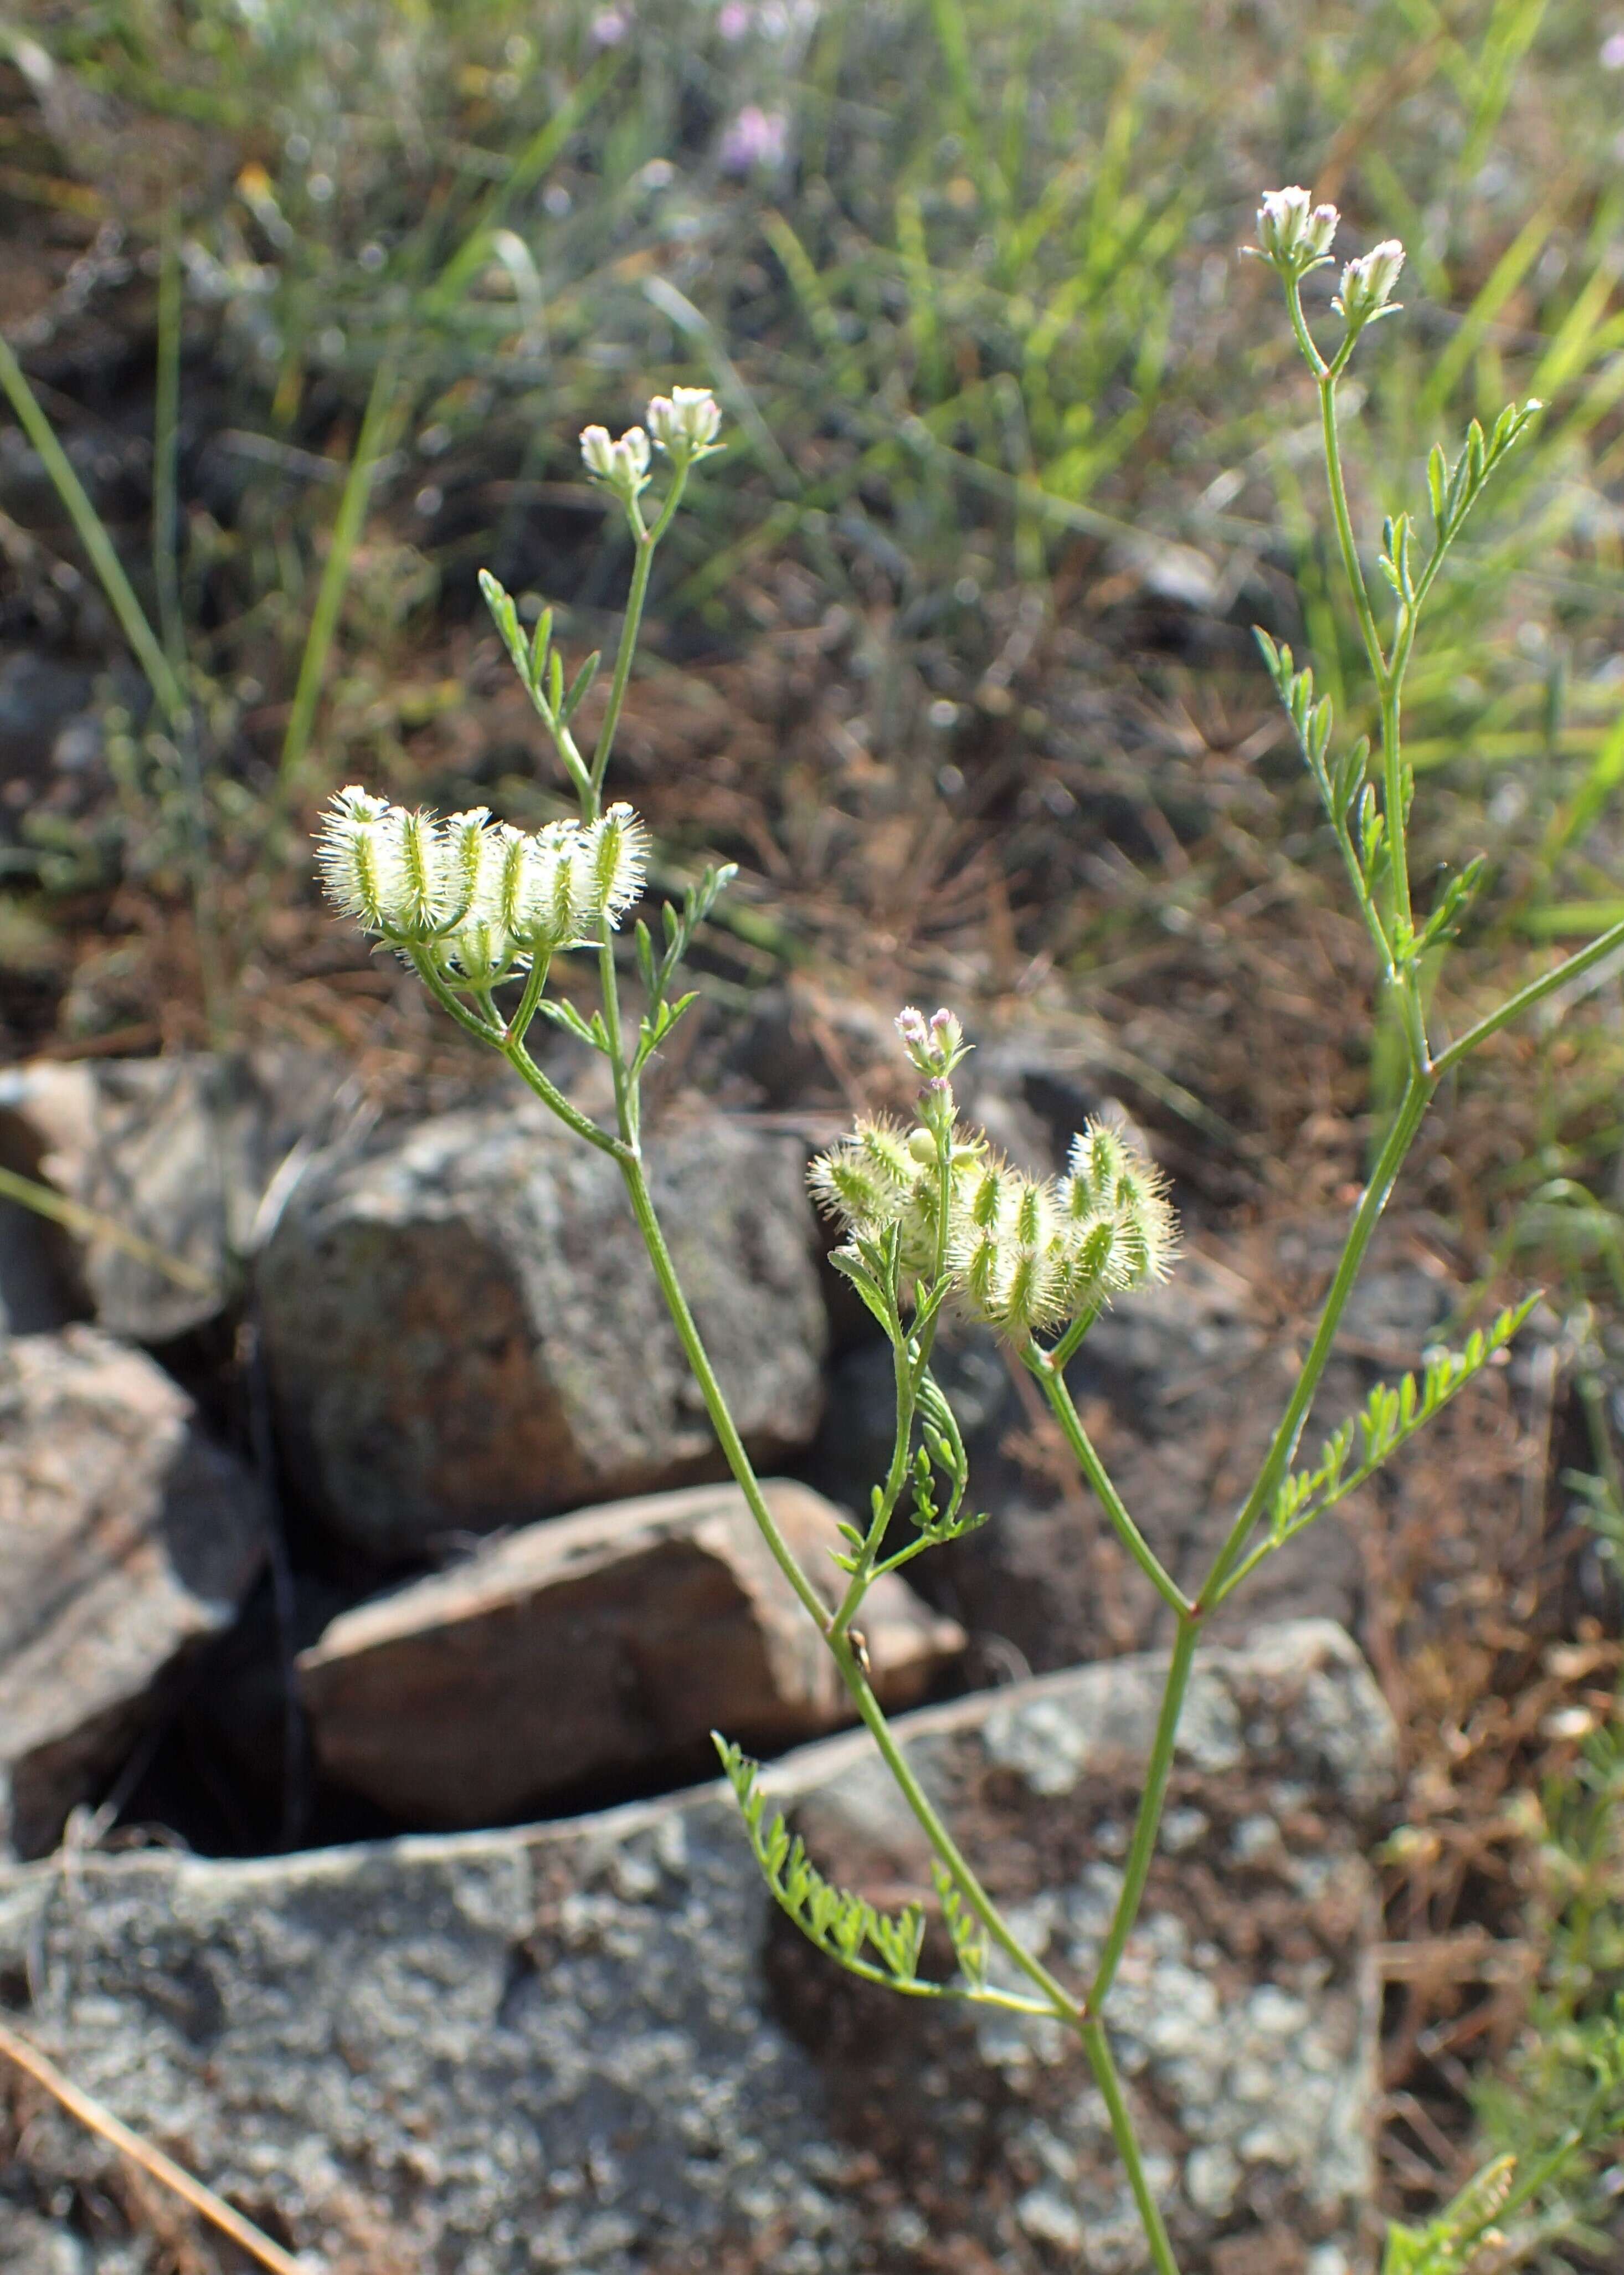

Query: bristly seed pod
<box><xmin>806</xmin><ymin>1024</ymin><xmax>1180</xmax><ymax>1340</ymax></box>
<box><xmin>315</xmin><ymin>788</ymin><xmax>650</xmax><ymax>980</ymax></box>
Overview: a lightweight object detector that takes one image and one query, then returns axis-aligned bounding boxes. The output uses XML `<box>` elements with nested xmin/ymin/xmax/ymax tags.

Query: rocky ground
<box><xmin>0</xmin><ymin>991</ymin><xmax>1580</xmax><ymax>2269</ymax></box>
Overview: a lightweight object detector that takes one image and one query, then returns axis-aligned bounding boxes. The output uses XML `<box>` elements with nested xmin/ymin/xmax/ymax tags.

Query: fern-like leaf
<box><xmin>1381</xmin><ymin>2154</ymin><xmax>1518</xmax><ymax>2273</ymax></box>
<box><xmin>1270</xmin><ymin>1297</ymin><xmax>1537</xmax><ymax>1548</ymax></box>
<box><xmin>932</xmin><ymin>1860</ymin><xmax>989</xmax><ymax>1991</ymax></box>
<box><xmin>716</xmin><ymin>1738</ymin><xmax>927</xmax><ymax>1991</ymax></box>
<box><xmin>716</xmin><ymin>1741</ymin><xmax>1051</xmax><ymax>2015</ymax></box>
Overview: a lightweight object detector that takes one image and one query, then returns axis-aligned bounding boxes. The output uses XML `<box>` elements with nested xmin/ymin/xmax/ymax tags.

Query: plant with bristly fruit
<box><xmin>315</xmin><ymin>192</ymin><xmax>1624</xmax><ymax>2271</ymax></box>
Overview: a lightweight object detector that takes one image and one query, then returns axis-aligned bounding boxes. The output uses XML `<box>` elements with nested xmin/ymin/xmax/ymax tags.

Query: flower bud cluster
<box><xmin>895</xmin><ymin>1004</ymin><xmax>967</xmax><ymax>1081</ymax></box>
<box><xmin>1251</xmin><ymin>186</ymin><xmax>1339</xmax><ymax>274</ymax></box>
<box><xmin>1333</xmin><ymin>238</ymin><xmax>1405</xmax><ymax>328</ymax></box>
<box><xmin>579</xmin><ymin>422</ymin><xmax>652</xmax><ymax>501</ymax></box>
<box><xmin>647</xmin><ymin>386</ymin><xmax>724</xmax><ymax>460</ymax></box>
<box><xmin>580</xmin><ymin>388</ymin><xmax>724</xmax><ymax>501</ymax></box>
<box><xmin>809</xmin><ymin>1112</ymin><xmax>1177</xmax><ymax>1341</ymax></box>
<box><xmin>317</xmin><ymin>786</ymin><xmax>647</xmax><ymax>979</ymax></box>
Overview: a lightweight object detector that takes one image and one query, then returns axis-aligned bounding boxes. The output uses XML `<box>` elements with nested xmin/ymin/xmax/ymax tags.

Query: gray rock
<box><xmin>259</xmin><ymin>1105</ymin><xmax>829</xmax><ymax>1565</ymax></box>
<box><xmin>0</xmin><ymin>1049</ymin><xmax>346</xmax><ymax>1342</ymax></box>
<box><xmin>0</xmin><ymin>1190</ymin><xmax>79</xmax><ymax>1335</ymax></box>
<box><xmin>297</xmin><ymin>1479</ymin><xmax>965</xmax><ymax>1825</ymax></box>
<box><xmin>0</xmin><ymin>1620</ymin><xmax>1394</xmax><ymax>2273</ymax></box>
<box><xmin>0</xmin><ymin>1327</ymin><xmax>264</xmax><ymax>1860</ymax></box>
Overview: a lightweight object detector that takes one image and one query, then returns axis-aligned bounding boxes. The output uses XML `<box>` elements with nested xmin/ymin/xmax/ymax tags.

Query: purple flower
<box><xmin>590</xmin><ymin>6</ymin><xmax>630</xmax><ymax>45</ymax></box>
<box><xmin>720</xmin><ymin>104</ymin><xmax>788</xmax><ymax>173</ymax></box>
<box><xmin>718</xmin><ymin>1</ymin><xmax>752</xmax><ymax>37</ymax></box>
<box><xmin>1603</xmin><ymin>29</ymin><xmax>1624</xmax><ymax>67</ymax></box>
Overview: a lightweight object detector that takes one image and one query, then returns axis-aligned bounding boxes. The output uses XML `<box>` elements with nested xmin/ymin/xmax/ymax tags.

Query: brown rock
<box><xmin>297</xmin><ymin>1478</ymin><xmax>964</xmax><ymax>1825</ymax></box>
<box><xmin>0</xmin><ymin>1327</ymin><xmax>264</xmax><ymax>1857</ymax></box>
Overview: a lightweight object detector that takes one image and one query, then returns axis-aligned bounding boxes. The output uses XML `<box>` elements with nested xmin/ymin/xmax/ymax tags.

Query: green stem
<box><xmin>829</xmin><ymin>1632</ymin><xmax>1085</xmax><ymax>2024</ymax></box>
<box><xmin>1033</xmin><ymin>1354</ymin><xmax>1191</xmax><ymax>1617</ymax></box>
<box><xmin>1378</xmin><ymin>676</ymin><xmax>1415</xmax><ymax>950</ymax></box>
<box><xmin>1294</xmin><ymin>294</ymin><xmax>1387</xmax><ymax>691</ymax></box>
<box><xmin>1081</xmin><ymin>2020</ymin><xmax>1184</xmax><ymax>2275</ymax></box>
<box><xmin>502</xmin><ymin>950</ymin><xmax>552</xmax><ymax>1050</ymax></box>
<box><xmin>590</xmin><ymin>462</ymin><xmax>691</xmax><ymax>800</ymax></box>
<box><xmin>1086</xmin><ymin>1620</ymin><xmax>1199</xmax><ymax>2013</ymax></box>
<box><xmin>502</xmin><ymin>1033</ymin><xmax>625</xmax><ymax>1157</ymax></box>
<box><xmin>1199</xmin><ymin>1069</ymin><xmax>1435</xmax><ymax>1609</ymax></box>
<box><xmin>619</xmin><ymin>1143</ymin><xmax>1079</xmax><ymax>2024</ymax></box>
<box><xmin>618</xmin><ymin>1151</ymin><xmax>833</xmax><ymax>1636</ymax></box>
<box><xmin>1431</xmin><ymin>916</ymin><xmax>1624</xmax><ymax>1077</ymax></box>
<box><xmin>0</xmin><ymin>331</ymin><xmax>186</xmax><ymax>730</ymax></box>
<box><xmin>831</xmin><ymin>1320</ymin><xmax>919</xmax><ymax>1642</ymax></box>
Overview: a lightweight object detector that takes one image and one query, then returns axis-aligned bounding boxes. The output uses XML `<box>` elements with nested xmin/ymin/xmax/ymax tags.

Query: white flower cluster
<box><xmin>809</xmin><ymin>1113</ymin><xmax>1177</xmax><ymax>1340</ymax></box>
<box><xmin>1253</xmin><ymin>185</ymin><xmax>1339</xmax><ymax>271</ymax></box>
<box><xmin>1333</xmin><ymin>237</ymin><xmax>1405</xmax><ymax>326</ymax></box>
<box><xmin>579</xmin><ymin>386</ymin><xmax>724</xmax><ymax>502</ymax></box>
<box><xmin>1250</xmin><ymin>187</ymin><xmax>1405</xmax><ymax>331</ymax></box>
<box><xmin>316</xmin><ymin>787</ymin><xmax>648</xmax><ymax>980</ymax></box>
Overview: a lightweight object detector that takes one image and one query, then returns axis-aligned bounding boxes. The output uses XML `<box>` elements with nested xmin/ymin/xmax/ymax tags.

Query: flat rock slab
<box><xmin>299</xmin><ymin>1479</ymin><xmax>967</xmax><ymax>1826</ymax></box>
<box><xmin>258</xmin><ymin>1105</ymin><xmax>829</xmax><ymax>1565</ymax></box>
<box><xmin>0</xmin><ymin>1328</ymin><xmax>264</xmax><ymax>1860</ymax></box>
<box><xmin>0</xmin><ymin>1621</ymin><xmax>1394</xmax><ymax>2273</ymax></box>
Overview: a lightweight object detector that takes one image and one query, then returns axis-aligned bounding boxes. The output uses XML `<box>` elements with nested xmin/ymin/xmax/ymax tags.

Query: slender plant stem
<box><xmin>1432</xmin><ymin>916</ymin><xmax>1624</xmax><ymax>1077</ymax></box>
<box><xmin>503</xmin><ymin>1034</ymin><xmax>625</xmax><ymax>1156</ymax></box>
<box><xmin>1285</xmin><ymin>279</ymin><xmax>1386</xmax><ymax>690</ymax></box>
<box><xmin>1081</xmin><ymin>2020</ymin><xmax>1184</xmax><ymax>2275</ymax></box>
<box><xmin>828</xmin><ymin>1632</ymin><xmax>1085</xmax><ymax>2022</ymax></box>
<box><xmin>0</xmin><ymin>1162</ymin><xmax>216</xmax><ymax>1294</ymax></box>
<box><xmin>618</xmin><ymin>1142</ymin><xmax>1080</xmax><ymax>2022</ymax></box>
<box><xmin>502</xmin><ymin>949</ymin><xmax>552</xmax><ymax>1050</ymax></box>
<box><xmin>1200</xmin><ymin>1069</ymin><xmax>1435</xmax><ymax>1609</ymax></box>
<box><xmin>1086</xmin><ymin>1619</ymin><xmax>1199</xmax><ymax>2013</ymax></box>
<box><xmin>590</xmin><ymin>464</ymin><xmax>693</xmax><ymax>797</ymax></box>
<box><xmin>1033</xmin><ymin>1356</ymin><xmax>1191</xmax><ymax>1616</ymax></box>
<box><xmin>616</xmin><ymin>1150</ymin><xmax>833</xmax><ymax>1636</ymax></box>
<box><xmin>831</xmin><ymin>1321</ymin><xmax>919</xmax><ymax>1641</ymax></box>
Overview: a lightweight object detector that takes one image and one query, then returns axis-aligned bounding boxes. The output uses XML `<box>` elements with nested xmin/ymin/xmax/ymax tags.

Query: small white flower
<box><xmin>895</xmin><ymin>1003</ymin><xmax>968</xmax><ymax>1078</ymax></box>
<box><xmin>1252</xmin><ymin>187</ymin><xmax>1339</xmax><ymax>271</ymax></box>
<box><xmin>1334</xmin><ymin>238</ymin><xmax>1405</xmax><ymax>328</ymax></box>
<box><xmin>646</xmin><ymin>385</ymin><xmax>724</xmax><ymax>459</ymax></box>
<box><xmin>579</xmin><ymin>422</ymin><xmax>652</xmax><ymax>499</ymax></box>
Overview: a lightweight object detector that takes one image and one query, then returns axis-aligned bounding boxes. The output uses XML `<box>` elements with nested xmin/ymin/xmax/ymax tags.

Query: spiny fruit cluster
<box><xmin>809</xmin><ymin>1111</ymin><xmax>1178</xmax><ymax>1340</ymax></box>
<box><xmin>316</xmin><ymin>787</ymin><xmax>647</xmax><ymax>982</ymax></box>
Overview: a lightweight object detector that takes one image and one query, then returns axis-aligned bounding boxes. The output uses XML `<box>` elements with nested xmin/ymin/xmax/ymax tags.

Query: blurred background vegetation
<box><xmin>2</xmin><ymin>0</ymin><xmax>1622</xmax><ymax>2258</ymax></box>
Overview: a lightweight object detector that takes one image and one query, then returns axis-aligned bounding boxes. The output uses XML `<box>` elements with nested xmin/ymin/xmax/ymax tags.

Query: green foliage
<box><xmin>1256</xmin><ymin>629</ymin><xmax>1391</xmax><ymax>961</ymax></box>
<box><xmin>1382</xmin><ymin>2153</ymin><xmax>1523</xmax><ymax>2274</ymax></box>
<box><xmin>631</xmin><ymin>859</ymin><xmax>738</xmax><ymax>1071</ymax></box>
<box><xmin>717</xmin><ymin>1734</ymin><xmax>930</xmax><ymax>1988</ymax></box>
<box><xmin>1271</xmin><ymin>1299</ymin><xmax>1538</xmax><ymax>1539</ymax></box>
<box><xmin>1471</xmin><ymin>1702</ymin><xmax>1624</xmax><ymax>2269</ymax></box>
<box><xmin>931</xmin><ymin>1858</ymin><xmax>990</xmax><ymax>1994</ymax></box>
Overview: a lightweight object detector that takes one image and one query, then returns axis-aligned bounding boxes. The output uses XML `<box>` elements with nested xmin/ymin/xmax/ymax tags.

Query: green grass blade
<box><xmin>0</xmin><ymin>331</ymin><xmax>185</xmax><ymax>730</ymax></box>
